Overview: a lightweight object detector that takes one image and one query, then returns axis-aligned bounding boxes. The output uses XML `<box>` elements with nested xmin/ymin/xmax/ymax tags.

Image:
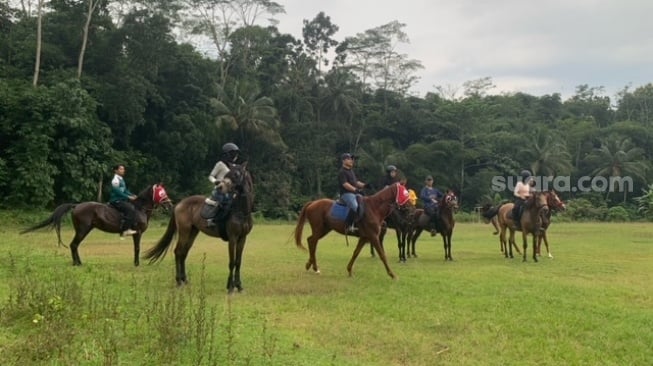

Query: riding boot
<box><xmin>207</xmin><ymin>207</ymin><xmax>219</xmax><ymax>227</ymax></box>
<box><xmin>430</xmin><ymin>216</ymin><xmax>438</xmax><ymax>236</ymax></box>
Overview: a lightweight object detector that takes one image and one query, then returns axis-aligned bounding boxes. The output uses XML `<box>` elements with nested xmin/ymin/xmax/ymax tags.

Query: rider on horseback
<box><xmin>206</xmin><ymin>142</ymin><xmax>240</xmax><ymax>227</ymax></box>
<box><xmin>109</xmin><ymin>164</ymin><xmax>138</xmax><ymax>237</ymax></box>
<box><xmin>512</xmin><ymin>169</ymin><xmax>535</xmax><ymax>228</ymax></box>
<box><xmin>420</xmin><ymin>175</ymin><xmax>443</xmax><ymax>236</ymax></box>
<box><xmin>381</xmin><ymin>165</ymin><xmax>400</xmax><ymax>187</ymax></box>
<box><xmin>338</xmin><ymin>153</ymin><xmax>369</xmax><ymax>233</ymax></box>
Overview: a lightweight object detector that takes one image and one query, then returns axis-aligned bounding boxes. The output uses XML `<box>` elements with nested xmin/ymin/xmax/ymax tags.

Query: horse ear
<box><xmin>241</xmin><ymin>161</ymin><xmax>248</xmax><ymax>169</ymax></box>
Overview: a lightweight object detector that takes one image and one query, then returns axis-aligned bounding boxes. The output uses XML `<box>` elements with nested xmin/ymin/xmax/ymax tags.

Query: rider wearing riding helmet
<box><xmin>206</xmin><ymin>142</ymin><xmax>240</xmax><ymax>226</ymax></box>
<box><xmin>512</xmin><ymin>169</ymin><xmax>534</xmax><ymax>227</ymax></box>
<box><xmin>381</xmin><ymin>165</ymin><xmax>400</xmax><ymax>188</ymax></box>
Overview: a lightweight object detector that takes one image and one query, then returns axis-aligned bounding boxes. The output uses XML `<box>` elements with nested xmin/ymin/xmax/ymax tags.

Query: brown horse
<box><xmin>407</xmin><ymin>190</ymin><xmax>459</xmax><ymax>261</ymax></box>
<box><xmin>482</xmin><ymin>190</ymin><xmax>565</xmax><ymax>258</ymax></box>
<box><xmin>20</xmin><ymin>184</ymin><xmax>172</xmax><ymax>266</ymax></box>
<box><xmin>535</xmin><ymin>191</ymin><xmax>566</xmax><ymax>258</ymax></box>
<box><xmin>491</xmin><ymin>191</ymin><xmax>549</xmax><ymax>261</ymax></box>
<box><xmin>294</xmin><ymin>183</ymin><xmax>409</xmax><ymax>279</ymax></box>
<box><xmin>144</xmin><ymin>163</ymin><xmax>253</xmax><ymax>293</ymax></box>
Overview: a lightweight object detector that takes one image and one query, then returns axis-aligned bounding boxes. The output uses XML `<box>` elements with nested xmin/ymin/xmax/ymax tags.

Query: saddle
<box><xmin>332</xmin><ymin>196</ymin><xmax>366</xmax><ymax>229</ymax></box>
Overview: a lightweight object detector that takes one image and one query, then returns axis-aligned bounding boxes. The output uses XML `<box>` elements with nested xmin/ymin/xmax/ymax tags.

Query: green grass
<box><xmin>1</xmin><ymin>217</ymin><xmax>652</xmax><ymax>365</ymax></box>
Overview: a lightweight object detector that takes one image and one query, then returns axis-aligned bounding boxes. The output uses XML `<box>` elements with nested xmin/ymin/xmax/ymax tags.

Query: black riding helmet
<box><xmin>386</xmin><ymin>165</ymin><xmax>397</xmax><ymax>173</ymax></box>
<box><xmin>221</xmin><ymin>142</ymin><xmax>239</xmax><ymax>162</ymax></box>
<box><xmin>520</xmin><ymin>169</ymin><xmax>532</xmax><ymax>182</ymax></box>
<box><xmin>222</xmin><ymin>142</ymin><xmax>239</xmax><ymax>153</ymax></box>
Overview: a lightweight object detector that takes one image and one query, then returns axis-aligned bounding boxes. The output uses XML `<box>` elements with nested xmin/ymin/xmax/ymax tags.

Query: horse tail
<box><xmin>481</xmin><ymin>205</ymin><xmax>501</xmax><ymax>220</ymax></box>
<box><xmin>143</xmin><ymin>209</ymin><xmax>177</xmax><ymax>263</ymax></box>
<box><xmin>294</xmin><ymin>201</ymin><xmax>311</xmax><ymax>250</ymax></box>
<box><xmin>20</xmin><ymin>203</ymin><xmax>76</xmax><ymax>247</ymax></box>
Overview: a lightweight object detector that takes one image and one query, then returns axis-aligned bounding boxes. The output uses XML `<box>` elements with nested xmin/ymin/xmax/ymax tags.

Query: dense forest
<box><xmin>1</xmin><ymin>0</ymin><xmax>652</xmax><ymax>220</ymax></box>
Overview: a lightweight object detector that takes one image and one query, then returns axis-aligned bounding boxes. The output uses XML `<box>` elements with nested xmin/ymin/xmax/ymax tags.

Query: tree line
<box><xmin>1</xmin><ymin>0</ymin><xmax>652</xmax><ymax>219</ymax></box>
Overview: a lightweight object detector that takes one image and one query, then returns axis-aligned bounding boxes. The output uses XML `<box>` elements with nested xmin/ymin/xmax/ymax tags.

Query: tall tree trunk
<box><xmin>78</xmin><ymin>0</ymin><xmax>99</xmax><ymax>79</ymax></box>
<box><xmin>32</xmin><ymin>0</ymin><xmax>43</xmax><ymax>87</ymax></box>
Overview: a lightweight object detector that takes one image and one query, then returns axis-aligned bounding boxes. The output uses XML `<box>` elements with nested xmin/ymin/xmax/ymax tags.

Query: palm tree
<box><xmin>520</xmin><ymin>129</ymin><xmax>573</xmax><ymax>177</ymax></box>
<box><xmin>586</xmin><ymin>137</ymin><xmax>649</xmax><ymax>202</ymax></box>
<box><xmin>211</xmin><ymin>83</ymin><xmax>283</xmax><ymax>149</ymax></box>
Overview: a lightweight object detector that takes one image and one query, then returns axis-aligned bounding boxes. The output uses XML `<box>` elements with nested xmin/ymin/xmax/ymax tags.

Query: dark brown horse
<box><xmin>20</xmin><ymin>184</ymin><xmax>172</xmax><ymax>266</ymax></box>
<box><xmin>407</xmin><ymin>190</ymin><xmax>459</xmax><ymax>261</ymax></box>
<box><xmin>294</xmin><ymin>183</ymin><xmax>409</xmax><ymax>279</ymax></box>
<box><xmin>482</xmin><ymin>190</ymin><xmax>565</xmax><ymax>258</ymax></box>
<box><xmin>374</xmin><ymin>203</ymin><xmax>416</xmax><ymax>263</ymax></box>
<box><xmin>143</xmin><ymin>163</ymin><xmax>253</xmax><ymax>293</ymax></box>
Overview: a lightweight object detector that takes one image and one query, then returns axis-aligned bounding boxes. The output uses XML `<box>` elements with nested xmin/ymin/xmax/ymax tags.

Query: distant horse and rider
<box><xmin>405</xmin><ymin>189</ymin><xmax>459</xmax><ymax>261</ymax></box>
<box><xmin>482</xmin><ymin>189</ymin><xmax>566</xmax><ymax>259</ymax></box>
<box><xmin>481</xmin><ymin>188</ymin><xmax>553</xmax><ymax>261</ymax></box>
<box><xmin>294</xmin><ymin>182</ymin><xmax>410</xmax><ymax>279</ymax></box>
<box><xmin>20</xmin><ymin>183</ymin><xmax>173</xmax><ymax>266</ymax></box>
<box><xmin>144</xmin><ymin>163</ymin><xmax>253</xmax><ymax>293</ymax></box>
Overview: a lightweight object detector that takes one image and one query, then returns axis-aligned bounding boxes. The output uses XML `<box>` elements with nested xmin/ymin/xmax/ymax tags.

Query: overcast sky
<box><xmin>273</xmin><ymin>0</ymin><xmax>653</xmax><ymax>101</ymax></box>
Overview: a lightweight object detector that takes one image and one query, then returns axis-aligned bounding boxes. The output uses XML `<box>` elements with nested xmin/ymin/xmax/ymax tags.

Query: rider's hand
<box><xmin>129</xmin><ymin>195</ymin><xmax>137</xmax><ymax>201</ymax></box>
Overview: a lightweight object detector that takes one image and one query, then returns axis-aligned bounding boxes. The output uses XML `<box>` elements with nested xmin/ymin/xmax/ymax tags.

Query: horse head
<box><xmin>441</xmin><ymin>190</ymin><xmax>459</xmax><ymax>212</ymax></box>
<box><xmin>546</xmin><ymin>190</ymin><xmax>566</xmax><ymax>211</ymax></box>
<box><xmin>135</xmin><ymin>183</ymin><xmax>173</xmax><ymax>211</ymax></box>
<box><xmin>224</xmin><ymin>162</ymin><xmax>254</xmax><ymax>213</ymax></box>
<box><xmin>531</xmin><ymin>191</ymin><xmax>550</xmax><ymax>216</ymax></box>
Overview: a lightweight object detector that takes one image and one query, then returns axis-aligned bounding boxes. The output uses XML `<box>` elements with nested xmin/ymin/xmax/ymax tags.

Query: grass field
<box><xmin>0</xmin><ymin>217</ymin><xmax>652</xmax><ymax>365</ymax></box>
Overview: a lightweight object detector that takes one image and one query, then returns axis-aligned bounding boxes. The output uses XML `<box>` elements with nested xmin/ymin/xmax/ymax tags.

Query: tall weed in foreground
<box><xmin>0</xmin><ymin>250</ymin><xmax>281</xmax><ymax>366</ymax></box>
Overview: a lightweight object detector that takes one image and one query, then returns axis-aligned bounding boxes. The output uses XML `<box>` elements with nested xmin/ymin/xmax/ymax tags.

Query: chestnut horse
<box><xmin>406</xmin><ymin>190</ymin><xmax>458</xmax><ymax>261</ymax></box>
<box><xmin>294</xmin><ymin>183</ymin><xmax>409</xmax><ymax>279</ymax></box>
<box><xmin>20</xmin><ymin>184</ymin><xmax>172</xmax><ymax>266</ymax></box>
<box><xmin>143</xmin><ymin>163</ymin><xmax>253</xmax><ymax>293</ymax></box>
<box><xmin>492</xmin><ymin>191</ymin><xmax>549</xmax><ymax>262</ymax></box>
<box><xmin>482</xmin><ymin>190</ymin><xmax>565</xmax><ymax>258</ymax></box>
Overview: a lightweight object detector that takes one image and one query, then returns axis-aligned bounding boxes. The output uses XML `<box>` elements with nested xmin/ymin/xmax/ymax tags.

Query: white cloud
<box><xmin>274</xmin><ymin>0</ymin><xmax>653</xmax><ymax>100</ymax></box>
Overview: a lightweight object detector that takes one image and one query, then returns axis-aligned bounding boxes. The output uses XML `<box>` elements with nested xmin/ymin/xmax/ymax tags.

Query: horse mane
<box><xmin>132</xmin><ymin>184</ymin><xmax>154</xmax><ymax>210</ymax></box>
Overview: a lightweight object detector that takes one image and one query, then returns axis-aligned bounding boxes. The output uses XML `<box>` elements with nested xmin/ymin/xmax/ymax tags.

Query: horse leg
<box><xmin>532</xmin><ymin>234</ymin><xmax>539</xmax><ymax>263</ymax></box>
<box><xmin>227</xmin><ymin>236</ymin><xmax>246</xmax><ymax>293</ymax></box>
<box><xmin>499</xmin><ymin>226</ymin><xmax>507</xmax><ymax>257</ymax></box>
<box><xmin>132</xmin><ymin>234</ymin><xmax>142</xmax><ymax>266</ymax></box>
<box><xmin>346</xmin><ymin>238</ymin><xmax>368</xmax><ymax>277</ymax></box>
<box><xmin>410</xmin><ymin>228</ymin><xmax>422</xmax><ymax>258</ymax></box>
<box><xmin>396</xmin><ymin>229</ymin><xmax>406</xmax><ymax>263</ymax></box>
<box><xmin>374</xmin><ymin>234</ymin><xmax>397</xmax><ymax>279</ymax></box>
<box><xmin>69</xmin><ymin>227</ymin><xmax>92</xmax><ymax>266</ymax></box>
<box><xmin>305</xmin><ymin>234</ymin><xmax>321</xmax><ymax>274</ymax></box>
<box><xmin>446</xmin><ymin>233</ymin><xmax>453</xmax><ymax>261</ymax></box>
<box><xmin>173</xmin><ymin>229</ymin><xmax>199</xmax><ymax>286</ymax></box>
<box><xmin>541</xmin><ymin>231</ymin><xmax>553</xmax><ymax>258</ymax></box>
<box><xmin>522</xmin><ymin>232</ymin><xmax>528</xmax><ymax>262</ymax></box>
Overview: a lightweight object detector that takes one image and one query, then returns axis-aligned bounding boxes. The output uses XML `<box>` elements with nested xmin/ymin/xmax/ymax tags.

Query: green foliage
<box><xmin>562</xmin><ymin>198</ymin><xmax>608</xmax><ymax>221</ymax></box>
<box><xmin>635</xmin><ymin>184</ymin><xmax>653</xmax><ymax>220</ymax></box>
<box><xmin>0</xmin><ymin>0</ymin><xmax>651</xmax><ymax>217</ymax></box>
<box><xmin>606</xmin><ymin>206</ymin><xmax>630</xmax><ymax>222</ymax></box>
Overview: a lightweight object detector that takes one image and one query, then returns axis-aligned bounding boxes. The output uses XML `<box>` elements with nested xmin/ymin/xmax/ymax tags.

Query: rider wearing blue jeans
<box><xmin>338</xmin><ymin>153</ymin><xmax>368</xmax><ymax>232</ymax></box>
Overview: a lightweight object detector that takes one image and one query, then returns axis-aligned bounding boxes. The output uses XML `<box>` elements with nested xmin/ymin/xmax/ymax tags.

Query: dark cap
<box><xmin>341</xmin><ymin>153</ymin><xmax>356</xmax><ymax>160</ymax></box>
<box><xmin>425</xmin><ymin>175</ymin><xmax>433</xmax><ymax>180</ymax></box>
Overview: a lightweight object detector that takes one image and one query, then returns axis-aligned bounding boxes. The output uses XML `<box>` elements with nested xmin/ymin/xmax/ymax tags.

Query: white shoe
<box><xmin>121</xmin><ymin>229</ymin><xmax>138</xmax><ymax>236</ymax></box>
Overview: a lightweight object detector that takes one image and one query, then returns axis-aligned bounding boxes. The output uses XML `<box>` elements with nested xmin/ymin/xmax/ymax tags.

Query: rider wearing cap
<box><xmin>206</xmin><ymin>142</ymin><xmax>240</xmax><ymax>227</ymax></box>
<box><xmin>512</xmin><ymin>169</ymin><xmax>534</xmax><ymax>227</ymax></box>
<box><xmin>338</xmin><ymin>153</ymin><xmax>368</xmax><ymax>233</ymax></box>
